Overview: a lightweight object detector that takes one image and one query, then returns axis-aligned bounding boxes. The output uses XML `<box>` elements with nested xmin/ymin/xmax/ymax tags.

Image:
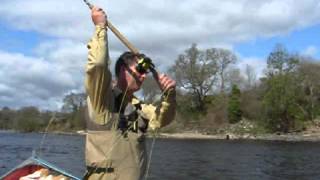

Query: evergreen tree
<box><xmin>228</xmin><ymin>84</ymin><xmax>242</xmax><ymax>123</ymax></box>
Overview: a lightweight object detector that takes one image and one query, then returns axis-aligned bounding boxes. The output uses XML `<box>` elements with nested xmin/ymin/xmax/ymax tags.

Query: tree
<box><xmin>225</xmin><ymin>68</ymin><xmax>245</xmax><ymax>91</ymax></box>
<box><xmin>15</xmin><ymin>106</ymin><xmax>42</xmax><ymax>132</ymax></box>
<box><xmin>62</xmin><ymin>92</ymin><xmax>86</xmax><ymax>113</ymax></box>
<box><xmin>0</xmin><ymin>107</ymin><xmax>15</xmax><ymax>129</ymax></box>
<box><xmin>212</xmin><ymin>48</ymin><xmax>237</xmax><ymax>94</ymax></box>
<box><xmin>240</xmin><ymin>87</ymin><xmax>263</xmax><ymax>122</ymax></box>
<box><xmin>267</xmin><ymin>44</ymin><xmax>298</xmax><ymax>76</ymax></box>
<box><xmin>262</xmin><ymin>44</ymin><xmax>302</xmax><ymax>132</ymax></box>
<box><xmin>297</xmin><ymin>60</ymin><xmax>320</xmax><ymax>121</ymax></box>
<box><xmin>227</xmin><ymin>84</ymin><xmax>242</xmax><ymax>123</ymax></box>
<box><xmin>245</xmin><ymin>64</ymin><xmax>257</xmax><ymax>89</ymax></box>
<box><xmin>169</xmin><ymin>44</ymin><xmax>219</xmax><ymax>111</ymax></box>
<box><xmin>61</xmin><ymin>92</ymin><xmax>87</xmax><ymax>129</ymax></box>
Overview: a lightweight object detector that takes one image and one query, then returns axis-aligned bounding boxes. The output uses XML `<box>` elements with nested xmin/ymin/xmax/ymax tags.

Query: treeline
<box><xmin>161</xmin><ymin>43</ymin><xmax>320</xmax><ymax>133</ymax></box>
<box><xmin>1</xmin><ymin>43</ymin><xmax>319</xmax><ymax>134</ymax></box>
<box><xmin>0</xmin><ymin>93</ymin><xmax>86</xmax><ymax>132</ymax></box>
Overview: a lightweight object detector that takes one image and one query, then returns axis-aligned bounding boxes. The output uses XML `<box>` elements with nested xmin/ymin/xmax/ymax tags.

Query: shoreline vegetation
<box><xmin>2</xmin><ymin>128</ymin><xmax>320</xmax><ymax>142</ymax></box>
<box><xmin>156</xmin><ymin>132</ymin><xmax>320</xmax><ymax>142</ymax></box>
<box><xmin>1</xmin><ymin>44</ymin><xmax>320</xmax><ymax>143</ymax></box>
<box><xmin>85</xmin><ymin>127</ymin><xmax>320</xmax><ymax>141</ymax></box>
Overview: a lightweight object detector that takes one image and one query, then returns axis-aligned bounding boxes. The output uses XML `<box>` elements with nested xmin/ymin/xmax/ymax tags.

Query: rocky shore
<box><xmin>3</xmin><ymin>124</ymin><xmax>320</xmax><ymax>142</ymax></box>
<box><xmin>157</xmin><ymin>132</ymin><xmax>320</xmax><ymax>141</ymax></box>
<box><xmin>155</xmin><ymin>119</ymin><xmax>320</xmax><ymax>142</ymax></box>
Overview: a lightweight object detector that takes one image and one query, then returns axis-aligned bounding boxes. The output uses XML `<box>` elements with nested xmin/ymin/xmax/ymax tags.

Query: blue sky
<box><xmin>0</xmin><ymin>0</ymin><xmax>319</xmax><ymax>109</ymax></box>
<box><xmin>235</xmin><ymin>24</ymin><xmax>320</xmax><ymax>59</ymax></box>
<box><xmin>0</xmin><ymin>23</ymin><xmax>54</xmax><ymax>56</ymax></box>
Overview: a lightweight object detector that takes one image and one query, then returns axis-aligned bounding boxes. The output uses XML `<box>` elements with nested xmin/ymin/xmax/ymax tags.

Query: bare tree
<box><xmin>298</xmin><ymin>60</ymin><xmax>320</xmax><ymax>121</ymax></box>
<box><xmin>225</xmin><ymin>67</ymin><xmax>245</xmax><ymax>91</ymax></box>
<box><xmin>62</xmin><ymin>92</ymin><xmax>87</xmax><ymax>113</ymax></box>
<box><xmin>212</xmin><ymin>48</ymin><xmax>237</xmax><ymax>94</ymax></box>
<box><xmin>61</xmin><ymin>92</ymin><xmax>87</xmax><ymax>129</ymax></box>
<box><xmin>245</xmin><ymin>64</ymin><xmax>257</xmax><ymax>89</ymax></box>
<box><xmin>169</xmin><ymin>44</ymin><xmax>218</xmax><ymax>111</ymax></box>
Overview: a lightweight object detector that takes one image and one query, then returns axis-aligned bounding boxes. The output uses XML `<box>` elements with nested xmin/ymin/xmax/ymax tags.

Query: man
<box><xmin>84</xmin><ymin>6</ymin><xmax>176</xmax><ymax>180</ymax></box>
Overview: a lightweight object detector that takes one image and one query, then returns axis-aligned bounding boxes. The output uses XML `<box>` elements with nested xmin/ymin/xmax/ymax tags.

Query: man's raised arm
<box><xmin>85</xmin><ymin>6</ymin><xmax>113</xmax><ymax>125</ymax></box>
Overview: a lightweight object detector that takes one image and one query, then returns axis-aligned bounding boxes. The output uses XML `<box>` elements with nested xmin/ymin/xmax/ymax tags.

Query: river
<box><xmin>1</xmin><ymin>131</ymin><xmax>320</xmax><ymax>180</ymax></box>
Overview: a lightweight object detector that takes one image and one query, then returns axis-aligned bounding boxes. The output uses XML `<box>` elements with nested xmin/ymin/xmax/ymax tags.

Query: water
<box><xmin>1</xmin><ymin>131</ymin><xmax>320</xmax><ymax>180</ymax></box>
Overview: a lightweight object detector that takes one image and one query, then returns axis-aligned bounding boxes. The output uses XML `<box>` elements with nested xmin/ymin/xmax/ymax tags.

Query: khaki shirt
<box><xmin>85</xmin><ymin>25</ymin><xmax>176</xmax><ymax>130</ymax></box>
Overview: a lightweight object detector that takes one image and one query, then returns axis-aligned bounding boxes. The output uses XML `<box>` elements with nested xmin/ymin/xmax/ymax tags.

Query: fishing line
<box><xmin>38</xmin><ymin>111</ymin><xmax>57</xmax><ymax>158</ymax></box>
<box><xmin>144</xmin><ymin>129</ymin><xmax>157</xmax><ymax>180</ymax></box>
<box><xmin>144</xmin><ymin>88</ymin><xmax>169</xmax><ymax>179</ymax></box>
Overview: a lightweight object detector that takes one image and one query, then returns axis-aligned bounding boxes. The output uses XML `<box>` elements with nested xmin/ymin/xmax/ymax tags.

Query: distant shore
<box><xmin>157</xmin><ymin>132</ymin><xmax>320</xmax><ymax>142</ymax></box>
<box><xmin>2</xmin><ymin>129</ymin><xmax>320</xmax><ymax>142</ymax></box>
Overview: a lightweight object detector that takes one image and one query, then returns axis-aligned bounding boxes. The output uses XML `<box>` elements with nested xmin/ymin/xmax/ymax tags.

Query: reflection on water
<box><xmin>1</xmin><ymin>132</ymin><xmax>320</xmax><ymax>180</ymax></box>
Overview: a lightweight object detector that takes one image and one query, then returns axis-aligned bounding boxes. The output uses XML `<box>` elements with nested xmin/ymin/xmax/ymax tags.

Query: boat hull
<box><xmin>1</xmin><ymin>156</ymin><xmax>81</xmax><ymax>180</ymax></box>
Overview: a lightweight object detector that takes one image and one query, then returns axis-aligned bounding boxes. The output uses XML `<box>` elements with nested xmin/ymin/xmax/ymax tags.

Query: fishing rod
<box><xmin>83</xmin><ymin>0</ymin><xmax>139</xmax><ymax>54</ymax></box>
<box><xmin>83</xmin><ymin>0</ymin><xmax>160</xmax><ymax>82</ymax></box>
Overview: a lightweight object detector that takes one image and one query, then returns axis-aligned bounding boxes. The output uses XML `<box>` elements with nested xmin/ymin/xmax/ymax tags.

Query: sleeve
<box><xmin>84</xmin><ymin>25</ymin><xmax>113</xmax><ymax>124</ymax></box>
<box><xmin>141</xmin><ymin>88</ymin><xmax>176</xmax><ymax>130</ymax></box>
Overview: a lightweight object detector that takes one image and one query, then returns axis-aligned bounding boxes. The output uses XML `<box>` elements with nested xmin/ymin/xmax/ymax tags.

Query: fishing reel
<box><xmin>136</xmin><ymin>56</ymin><xmax>155</xmax><ymax>75</ymax></box>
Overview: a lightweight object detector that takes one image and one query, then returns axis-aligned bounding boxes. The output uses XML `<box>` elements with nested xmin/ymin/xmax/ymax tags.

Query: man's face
<box><xmin>119</xmin><ymin>56</ymin><xmax>147</xmax><ymax>92</ymax></box>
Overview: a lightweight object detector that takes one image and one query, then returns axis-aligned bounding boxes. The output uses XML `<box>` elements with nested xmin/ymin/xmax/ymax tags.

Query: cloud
<box><xmin>0</xmin><ymin>0</ymin><xmax>92</xmax><ymax>40</ymax></box>
<box><xmin>0</xmin><ymin>50</ymin><xmax>79</xmax><ymax>109</ymax></box>
<box><xmin>0</xmin><ymin>0</ymin><xmax>320</xmax><ymax>109</ymax></box>
<box><xmin>1</xmin><ymin>0</ymin><xmax>320</xmax><ymax>59</ymax></box>
<box><xmin>302</xmin><ymin>46</ymin><xmax>318</xmax><ymax>57</ymax></box>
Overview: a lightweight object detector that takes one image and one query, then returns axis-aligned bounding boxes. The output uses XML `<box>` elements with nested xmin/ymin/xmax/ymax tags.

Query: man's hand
<box><xmin>158</xmin><ymin>74</ymin><xmax>176</xmax><ymax>92</ymax></box>
<box><xmin>91</xmin><ymin>6</ymin><xmax>107</xmax><ymax>26</ymax></box>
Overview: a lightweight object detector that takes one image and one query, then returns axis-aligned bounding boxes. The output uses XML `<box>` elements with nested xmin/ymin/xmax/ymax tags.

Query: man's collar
<box><xmin>113</xmin><ymin>86</ymin><xmax>140</xmax><ymax>105</ymax></box>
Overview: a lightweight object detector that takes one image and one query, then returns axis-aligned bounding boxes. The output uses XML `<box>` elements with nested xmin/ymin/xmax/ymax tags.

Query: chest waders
<box><xmin>84</xmin><ymin>89</ymin><xmax>149</xmax><ymax>180</ymax></box>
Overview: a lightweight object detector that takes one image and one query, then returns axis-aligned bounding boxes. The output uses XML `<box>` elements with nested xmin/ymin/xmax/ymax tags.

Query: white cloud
<box><xmin>0</xmin><ymin>50</ymin><xmax>79</xmax><ymax>109</ymax></box>
<box><xmin>302</xmin><ymin>46</ymin><xmax>318</xmax><ymax>57</ymax></box>
<box><xmin>0</xmin><ymin>0</ymin><xmax>320</xmax><ymax>108</ymax></box>
<box><xmin>1</xmin><ymin>0</ymin><xmax>320</xmax><ymax>57</ymax></box>
<box><xmin>0</xmin><ymin>0</ymin><xmax>92</xmax><ymax>40</ymax></box>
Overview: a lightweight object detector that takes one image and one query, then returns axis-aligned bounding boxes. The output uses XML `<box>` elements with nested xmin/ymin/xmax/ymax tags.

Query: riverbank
<box><xmin>155</xmin><ymin>119</ymin><xmax>320</xmax><ymax>141</ymax></box>
<box><xmin>157</xmin><ymin>132</ymin><xmax>320</xmax><ymax>141</ymax></box>
<box><xmin>2</xmin><ymin>129</ymin><xmax>320</xmax><ymax>142</ymax></box>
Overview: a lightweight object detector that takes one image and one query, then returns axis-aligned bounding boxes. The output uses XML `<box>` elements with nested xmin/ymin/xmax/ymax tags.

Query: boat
<box><xmin>1</xmin><ymin>153</ymin><xmax>81</xmax><ymax>180</ymax></box>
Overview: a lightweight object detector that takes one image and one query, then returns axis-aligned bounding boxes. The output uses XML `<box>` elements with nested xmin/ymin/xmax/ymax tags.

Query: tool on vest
<box><xmin>119</xmin><ymin>104</ymin><xmax>138</xmax><ymax>132</ymax></box>
<box><xmin>118</xmin><ymin>102</ymin><xmax>148</xmax><ymax>134</ymax></box>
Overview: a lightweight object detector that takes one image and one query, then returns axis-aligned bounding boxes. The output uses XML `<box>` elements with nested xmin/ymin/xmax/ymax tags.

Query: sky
<box><xmin>0</xmin><ymin>0</ymin><xmax>319</xmax><ymax>110</ymax></box>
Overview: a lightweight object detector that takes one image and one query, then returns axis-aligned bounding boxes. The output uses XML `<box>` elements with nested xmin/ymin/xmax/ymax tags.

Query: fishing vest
<box><xmin>85</xmin><ymin>87</ymin><xmax>149</xmax><ymax>132</ymax></box>
<box><xmin>84</xmin><ymin>88</ymin><xmax>148</xmax><ymax>180</ymax></box>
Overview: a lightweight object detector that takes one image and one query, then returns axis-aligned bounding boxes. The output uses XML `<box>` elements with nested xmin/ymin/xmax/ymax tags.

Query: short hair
<box><xmin>115</xmin><ymin>52</ymin><xmax>145</xmax><ymax>78</ymax></box>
